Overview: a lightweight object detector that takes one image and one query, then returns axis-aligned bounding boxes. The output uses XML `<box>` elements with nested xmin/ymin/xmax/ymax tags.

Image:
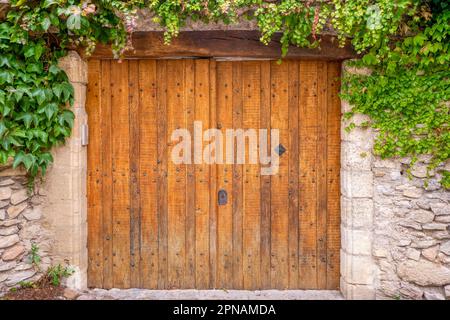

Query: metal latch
<box><xmin>218</xmin><ymin>189</ymin><xmax>228</xmax><ymax>206</ymax></box>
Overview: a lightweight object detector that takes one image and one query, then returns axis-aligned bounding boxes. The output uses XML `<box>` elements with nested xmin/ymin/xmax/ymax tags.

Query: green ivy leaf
<box><xmin>32</xmin><ymin>88</ymin><xmax>47</xmax><ymax>105</ymax></box>
<box><xmin>41</xmin><ymin>17</ymin><xmax>52</xmax><ymax>31</ymax></box>
<box><xmin>22</xmin><ymin>153</ymin><xmax>35</xmax><ymax>171</ymax></box>
<box><xmin>49</xmin><ymin>65</ymin><xmax>61</xmax><ymax>75</ymax></box>
<box><xmin>17</xmin><ymin>113</ymin><xmax>34</xmax><ymax>129</ymax></box>
<box><xmin>0</xmin><ymin>121</ymin><xmax>7</xmax><ymax>138</ymax></box>
<box><xmin>42</xmin><ymin>0</ymin><xmax>58</xmax><ymax>9</ymax></box>
<box><xmin>13</xmin><ymin>152</ymin><xmax>25</xmax><ymax>169</ymax></box>
<box><xmin>0</xmin><ymin>56</ymin><xmax>11</xmax><ymax>67</ymax></box>
<box><xmin>38</xmin><ymin>102</ymin><xmax>59</xmax><ymax>120</ymax></box>
<box><xmin>23</xmin><ymin>45</ymin><xmax>35</xmax><ymax>59</ymax></box>
<box><xmin>0</xmin><ymin>70</ymin><xmax>13</xmax><ymax>85</ymax></box>
<box><xmin>26</xmin><ymin>63</ymin><xmax>43</xmax><ymax>74</ymax></box>
<box><xmin>59</xmin><ymin>110</ymin><xmax>74</xmax><ymax>128</ymax></box>
<box><xmin>0</xmin><ymin>150</ymin><xmax>8</xmax><ymax>164</ymax></box>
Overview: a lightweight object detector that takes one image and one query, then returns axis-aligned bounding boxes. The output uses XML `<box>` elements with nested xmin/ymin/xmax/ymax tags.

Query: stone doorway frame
<box><xmin>45</xmin><ymin>51</ymin><xmax>377</xmax><ymax>299</ymax></box>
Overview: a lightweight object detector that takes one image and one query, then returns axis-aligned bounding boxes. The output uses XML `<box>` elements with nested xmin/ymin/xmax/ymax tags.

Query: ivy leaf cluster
<box><xmin>341</xmin><ymin>5</ymin><xmax>450</xmax><ymax>187</ymax></box>
<box><xmin>0</xmin><ymin>22</ymin><xmax>73</xmax><ymax>177</ymax></box>
<box><xmin>0</xmin><ymin>0</ymin><xmax>139</xmax><ymax>181</ymax></box>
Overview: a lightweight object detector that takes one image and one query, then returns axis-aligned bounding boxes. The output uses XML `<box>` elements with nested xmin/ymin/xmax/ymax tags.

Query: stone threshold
<box><xmin>77</xmin><ymin>289</ymin><xmax>343</xmax><ymax>300</ymax></box>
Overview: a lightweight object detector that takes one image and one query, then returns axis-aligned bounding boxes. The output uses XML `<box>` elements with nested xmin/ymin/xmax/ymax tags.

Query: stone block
<box><xmin>341</xmin><ymin>170</ymin><xmax>374</xmax><ymax>198</ymax></box>
<box><xmin>411</xmin><ymin>164</ymin><xmax>434</xmax><ymax>178</ymax></box>
<box><xmin>341</xmin><ymin>141</ymin><xmax>373</xmax><ymax>171</ymax></box>
<box><xmin>430</xmin><ymin>202</ymin><xmax>450</xmax><ymax>215</ymax></box>
<box><xmin>5</xmin><ymin>270</ymin><xmax>36</xmax><ymax>287</ymax></box>
<box><xmin>341</xmin><ymin>122</ymin><xmax>374</xmax><ymax>150</ymax></box>
<box><xmin>409</xmin><ymin>209</ymin><xmax>434</xmax><ymax>224</ymax></box>
<box><xmin>342</xmin><ymin>63</ymin><xmax>372</xmax><ymax>76</ymax></box>
<box><xmin>0</xmin><ymin>225</ymin><xmax>19</xmax><ymax>236</ymax></box>
<box><xmin>340</xmin><ymin>278</ymin><xmax>376</xmax><ymax>300</ymax></box>
<box><xmin>23</xmin><ymin>207</ymin><xmax>42</xmax><ymax>221</ymax></box>
<box><xmin>440</xmin><ymin>241</ymin><xmax>450</xmax><ymax>256</ymax></box>
<box><xmin>403</xmin><ymin>187</ymin><xmax>423</xmax><ymax>198</ymax></box>
<box><xmin>399</xmin><ymin>283</ymin><xmax>423</xmax><ymax>299</ymax></box>
<box><xmin>424</xmin><ymin>291</ymin><xmax>445</xmax><ymax>300</ymax></box>
<box><xmin>351</xmin><ymin>198</ymin><xmax>374</xmax><ymax>227</ymax></box>
<box><xmin>423</xmin><ymin>223</ymin><xmax>447</xmax><ymax>231</ymax></box>
<box><xmin>341</xmin><ymin>226</ymin><xmax>372</xmax><ymax>255</ymax></box>
<box><xmin>10</xmin><ymin>189</ymin><xmax>29</xmax><ymax>205</ymax></box>
<box><xmin>0</xmin><ymin>186</ymin><xmax>11</xmax><ymax>201</ymax></box>
<box><xmin>0</xmin><ymin>167</ymin><xmax>26</xmax><ymax>177</ymax></box>
<box><xmin>0</xmin><ymin>234</ymin><xmax>19</xmax><ymax>249</ymax></box>
<box><xmin>373</xmin><ymin>158</ymin><xmax>401</xmax><ymax>169</ymax></box>
<box><xmin>445</xmin><ymin>285</ymin><xmax>450</xmax><ymax>299</ymax></box>
<box><xmin>6</xmin><ymin>202</ymin><xmax>28</xmax><ymax>219</ymax></box>
<box><xmin>0</xmin><ymin>261</ymin><xmax>16</xmax><ymax>272</ymax></box>
<box><xmin>397</xmin><ymin>259</ymin><xmax>450</xmax><ymax>286</ymax></box>
<box><xmin>341</xmin><ymin>250</ymin><xmax>375</xmax><ymax>285</ymax></box>
<box><xmin>405</xmin><ymin>248</ymin><xmax>421</xmax><ymax>261</ymax></box>
<box><xmin>341</xmin><ymin>100</ymin><xmax>353</xmax><ymax>113</ymax></box>
<box><xmin>58</xmin><ymin>51</ymin><xmax>87</xmax><ymax>84</ymax></box>
<box><xmin>2</xmin><ymin>244</ymin><xmax>25</xmax><ymax>261</ymax></box>
<box><xmin>71</xmin><ymin>83</ymin><xmax>87</xmax><ymax>110</ymax></box>
<box><xmin>422</xmin><ymin>246</ymin><xmax>439</xmax><ymax>261</ymax></box>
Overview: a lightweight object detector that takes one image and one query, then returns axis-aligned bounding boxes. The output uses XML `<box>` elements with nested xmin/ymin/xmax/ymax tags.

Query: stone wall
<box><xmin>372</xmin><ymin>157</ymin><xmax>450</xmax><ymax>299</ymax></box>
<box><xmin>0</xmin><ymin>51</ymin><xmax>88</xmax><ymax>294</ymax></box>
<box><xmin>0</xmin><ymin>172</ymin><xmax>52</xmax><ymax>291</ymax></box>
<box><xmin>340</xmin><ymin>62</ymin><xmax>450</xmax><ymax>300</ymax></box>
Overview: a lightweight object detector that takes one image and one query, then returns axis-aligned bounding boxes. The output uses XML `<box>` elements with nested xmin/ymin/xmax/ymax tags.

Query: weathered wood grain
<box><xmin>110</xmin><ymin>60</ymin><xmax>131</xmax><ymax>288</ymax></box>
<box><xmin>87</xmin><ymin>58</ymin><xmax>342</xmax><ymax>290</ymax></box>
<box><xmin>86</xmin><ymin>59</ymin><xmax>103</xmax><ymax>288</ymax></box>
<box><xmin>90</xmin><ymin>31</ymin><xmax>356</xmax><ymax>60</ymax></box>
<box><xmin>138</xmin><ymin>60</ymin><xmax>159</xmax><ymax>288</ymax></box>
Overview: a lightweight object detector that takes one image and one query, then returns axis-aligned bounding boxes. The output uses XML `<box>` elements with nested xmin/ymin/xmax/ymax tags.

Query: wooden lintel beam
<box><xmin>88</xmin><ymin>31</ymin><xmax>357</xmax><ymax>60</ymax></box>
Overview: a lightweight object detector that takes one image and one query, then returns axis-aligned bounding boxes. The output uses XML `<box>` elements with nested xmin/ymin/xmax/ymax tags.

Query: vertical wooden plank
<box><xmin>100</xmin><ymin>60</ymin><xmax>113</xmax><ymax>289</ymax></box>
<box><xmin>209</xmin><ymin>59</ymin><xmax>218</xmax><ymax>288</ymax></box>
<box><xmin>195</xmin><ymin>59</ymin><xmax>211</xmax><ymax>288</ymax></box>
<box><xmin>259</xmin><ymin>61</ymin><xmax>271</xmax><ymax>289</ymax></box>
<box><xmin>242</xmin><ymin>61</ymin><xmax>261</xmax><ymax>290</ymax></box>
<box><xmin>216</xmin><ymin>61</ymin><xmax>234</xmax><ymax>288</ymax></box>
<box><xmin>317</xmin><ymin>61</ymin><xmax>329</xmax><ymax>288</ymax></box>
<box><xmin>326</xmin><ymin>62</ymin><xmax>341</xmax><ymax>289</ymax></box>
<box><xmin>232</xmin><ymin>62</ymin><xmax>244</xmax><ymax>289</ymax></box>
<box><xmin>139</xmin><ymin>60</ymin><xmax>159</xmax><ymax>288</ymax></box>
<box><xmin>184</xmin><ymin>59</ymin><xmax>196</xmax><ymax>288</ymax></box>
<box><xmin>111</xmin><ymin>60</ymin><xmax>131</xmax><ymax>288</ymax></box>
<box><xmin>156</xmin><ymin>60</ymin><xmax>169</xmax><ymax>289</ymax></box>
<box><xmin>287</xmin><ymin>60</ymin><xmax>300</xmax><ymax>289</ymax></box>
<box><xmin>298</xmin><ymin>61</ymin><xmax>319</xmax><ymax>289</ymax></box>
<box><xmin>167</xmin><ymin>60</ymin><xmax>187</xmax><ymax>288</ymax></box>
<box><xmin>270</xmin><ymin>61</ymin><xmax>289</xmax><ymax>289</ymax></box>
<box><xmin>128</xmin><ymin>60</ymin><xmax>141</xmax><ymax>288</ymax></box>
<box><xmin>87</xmin><ymin>59</ymin><xmax>103</xmax><ymax>288</ymax></box>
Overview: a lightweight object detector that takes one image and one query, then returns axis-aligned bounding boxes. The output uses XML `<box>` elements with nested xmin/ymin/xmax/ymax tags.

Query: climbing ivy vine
<box><xmin>0</xmin><ymin>0</ymin><xmax>449</xmax><ymax>188</ymax></box>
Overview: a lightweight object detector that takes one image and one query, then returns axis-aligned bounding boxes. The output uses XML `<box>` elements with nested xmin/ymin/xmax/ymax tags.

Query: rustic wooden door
<box><xmin>86</xmin><ymin>58</ymin><xmax>341</xmax><ymax>290</ymax></box>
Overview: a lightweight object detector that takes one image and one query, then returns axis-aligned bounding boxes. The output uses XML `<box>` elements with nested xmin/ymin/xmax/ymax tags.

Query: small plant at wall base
<box><xmin>0</xmin><ymin>0</ymin><xmax>449</xmax><ymax>187</ymax></box>
<box><xmin>30</xmin><ymin>243</ymin><xmax>42</xmax><ymax>268</ymax></box>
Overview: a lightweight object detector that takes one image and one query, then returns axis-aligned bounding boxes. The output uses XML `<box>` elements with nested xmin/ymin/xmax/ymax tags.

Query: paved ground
<box><xmin>77</xmin><ymin>289</ymin><xmax>343</xmax><ymax>300</ymax></box>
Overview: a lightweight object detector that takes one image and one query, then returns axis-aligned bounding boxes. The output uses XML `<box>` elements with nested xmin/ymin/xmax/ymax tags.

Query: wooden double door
<box><xmin>86</xmin><ymin>58</ymin><xmax>341</xmax><ymax>289</ymax></box>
